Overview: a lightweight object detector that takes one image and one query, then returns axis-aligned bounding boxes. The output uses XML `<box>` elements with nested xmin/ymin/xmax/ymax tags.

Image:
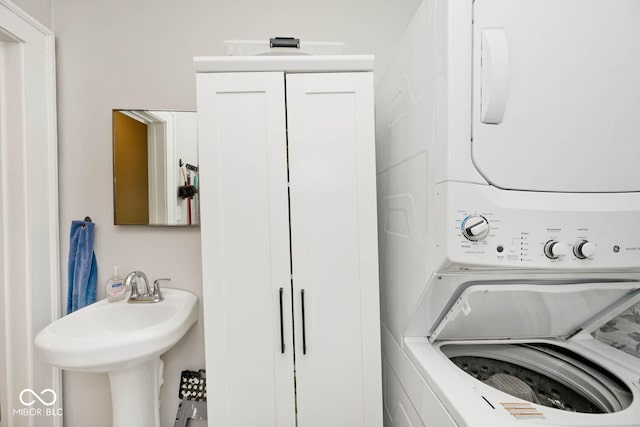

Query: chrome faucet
<box><xmin>126</xmin><ymin>271</ymin><xmax>168</xmax><ymax>303</ymax></box>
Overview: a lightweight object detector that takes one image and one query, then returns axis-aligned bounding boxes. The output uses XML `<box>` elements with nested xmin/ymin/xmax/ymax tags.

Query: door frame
<box><xmin>0</xmin><ymin>1</ymin><xmax>61</xmax><ymax>426</ymax></box>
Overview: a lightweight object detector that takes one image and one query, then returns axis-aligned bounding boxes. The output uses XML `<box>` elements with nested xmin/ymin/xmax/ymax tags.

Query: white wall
<box><xmin>52</xmin><ymin>0</ymin><xmax>421</xmax><ymax>426</ymax></box>
<box><xmin>10</xmin><ymin>0</ymin><xmax>51</xmax><ymax>27</ymax></box>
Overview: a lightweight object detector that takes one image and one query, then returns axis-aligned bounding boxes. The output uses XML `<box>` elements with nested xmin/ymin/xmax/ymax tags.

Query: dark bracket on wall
<box><xmin>81</xmin><ymin>216</ymin><xmax>92</xmax><ymax>229</ymax></box>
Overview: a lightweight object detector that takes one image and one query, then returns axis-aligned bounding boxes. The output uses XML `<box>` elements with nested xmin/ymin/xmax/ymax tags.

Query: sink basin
<box><xmin>35</xmin><ymin>288</ymin><xmax>198</xmax><ymax>427</ymax></box>
<box><xmin>36</xmin><ymin>287</ymin><xmax>198</xmax><ymax>371</ymax></box>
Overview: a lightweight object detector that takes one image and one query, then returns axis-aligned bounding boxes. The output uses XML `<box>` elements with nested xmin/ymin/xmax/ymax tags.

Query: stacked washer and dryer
<box><xmin>375</xmin><ymin>1</ymin><xmax>640</xmax><ymax>426</ymax></box>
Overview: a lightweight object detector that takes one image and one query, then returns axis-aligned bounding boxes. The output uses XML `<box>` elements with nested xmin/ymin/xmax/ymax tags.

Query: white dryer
<box><xmin>375</xmin><ymin>1</ymin><xmax>640</xmax><ymax>426</ymax></box>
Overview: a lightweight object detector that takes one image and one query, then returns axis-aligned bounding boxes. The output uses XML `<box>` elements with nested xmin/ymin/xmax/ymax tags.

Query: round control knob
<box><xmin>461</xmin><ymin>215</ymin><xmax>490</xmax><ymax>241</ymax></box>
<box><xmin>544</xmin><ymin>240</ymin><xmax>568</xmax><ymax>259</ymax></box>
<box><xmin>574</xmin><ymin>240</ymin><xmax>596</xmax><ymax>259</ymax></box>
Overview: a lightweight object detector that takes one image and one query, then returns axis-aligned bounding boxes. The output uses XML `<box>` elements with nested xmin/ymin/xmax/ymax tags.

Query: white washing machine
<box><xmin>400</xmin><ymin>271</ymin><xmax>640</xmax><ymax>426</ymax></box>
<box><xmin>375</xmin><ymin>1</ymin><xmax>640</xmax><ymax>426</ymax></box>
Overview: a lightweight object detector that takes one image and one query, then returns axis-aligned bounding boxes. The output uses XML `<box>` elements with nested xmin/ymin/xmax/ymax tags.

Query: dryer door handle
<box><xmin>481</xmin><ymin>28</ymin><xmax>509</xmax><ymax>124</ymax></box>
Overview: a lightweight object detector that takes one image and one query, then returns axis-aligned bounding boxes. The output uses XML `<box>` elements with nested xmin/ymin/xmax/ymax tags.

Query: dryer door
<box><xmin>429</xmin><ymin>281</ymin><xmax>640</xmax><ymax>342</ymax></box>
<box><xmin>472</xmin><ymin>0</ymin><xmax>640</xmax><ymax>192</ymax></box>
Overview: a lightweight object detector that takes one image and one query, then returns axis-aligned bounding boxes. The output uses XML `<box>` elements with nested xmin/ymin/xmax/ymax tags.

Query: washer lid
<box><xmin>429</xmin><ymin>282</ymin><xmax>640</xmax><ymax>343</ymax></box>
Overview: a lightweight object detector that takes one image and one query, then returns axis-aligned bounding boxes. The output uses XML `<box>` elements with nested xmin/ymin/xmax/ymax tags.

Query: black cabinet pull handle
<box><xmin>301</xmin><ymin>289</ymin><xmax>307</xmax><ymax>355</ymax></box>
<box><xmin>279</xmin><ymin>287</ymin><xmax>285</xmax><ymax>354</ymax></box>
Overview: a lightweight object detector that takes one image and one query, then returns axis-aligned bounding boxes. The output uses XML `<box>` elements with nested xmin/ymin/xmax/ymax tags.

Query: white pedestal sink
<box><xmin>35</xmin><ymin>288</ymin><xmax>198</xmax><ymax>427</ymax></box>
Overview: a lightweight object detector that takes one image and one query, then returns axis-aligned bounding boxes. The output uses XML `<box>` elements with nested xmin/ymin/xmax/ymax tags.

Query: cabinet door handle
<box><xmin>301</xmin><ymin>289</ymin><xmax>307</xmax><ymax>355</ymax></box>
<box><xmin>279</xmin><ymin>287</ymin><xmax>285</xmax><ymax>354</ymax></box>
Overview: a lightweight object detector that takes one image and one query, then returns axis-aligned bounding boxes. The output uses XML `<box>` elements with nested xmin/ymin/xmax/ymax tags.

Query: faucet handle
<box><xmin>153</xmin><ymin>278</ymin><xmax>170</xmax><ymax>301</ymax></box>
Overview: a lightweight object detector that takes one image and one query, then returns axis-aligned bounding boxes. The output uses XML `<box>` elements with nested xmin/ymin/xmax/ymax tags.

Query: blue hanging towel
<box><xmin>67</xmin><ymin>220</ymin><xmax>98</xmax><ymax>314</ymax></box>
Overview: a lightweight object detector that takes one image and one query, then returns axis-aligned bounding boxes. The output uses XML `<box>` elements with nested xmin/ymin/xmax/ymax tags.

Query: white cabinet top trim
<box><xmin>194</xmin><ymin>55</ymin><xmax>374</xmax><ymax>73</ymax></box>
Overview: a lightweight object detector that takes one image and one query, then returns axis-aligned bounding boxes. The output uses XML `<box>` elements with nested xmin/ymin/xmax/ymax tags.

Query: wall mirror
<box><xmin>113</xmin><ymin>110</ymin><xmax>199</xmax><ymax>226</ymax></box>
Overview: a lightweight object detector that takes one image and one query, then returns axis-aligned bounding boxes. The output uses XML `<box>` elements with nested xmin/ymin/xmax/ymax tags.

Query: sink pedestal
<box><xmin>35</xmin><ymin>288</ymin><xmax>198</xmax><ymax>427</ymax></box>
<box><xmin>108</xmin><ymin>358</ymin><xmax>164</xmax><ymax>427</ymax></box>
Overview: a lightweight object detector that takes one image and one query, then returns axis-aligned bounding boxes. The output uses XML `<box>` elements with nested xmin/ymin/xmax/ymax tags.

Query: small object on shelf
<box><xmin>269</xmin><ymin>37</ymin><xmax>300</xmax><ymax>49</ymax></box>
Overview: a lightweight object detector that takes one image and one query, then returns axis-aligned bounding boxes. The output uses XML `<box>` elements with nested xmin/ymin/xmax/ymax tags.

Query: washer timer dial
<box><xmin>461</xmin><ymin>215</ymin><xmax>490</xmax><ymax>241</ymax></box>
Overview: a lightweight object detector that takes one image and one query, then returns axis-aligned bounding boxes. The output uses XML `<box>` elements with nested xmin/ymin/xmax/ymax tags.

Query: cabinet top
<box><xmin>194</xmin><ymin>55</ymin><xmax>374</xmax><ymax>73</ymax></box>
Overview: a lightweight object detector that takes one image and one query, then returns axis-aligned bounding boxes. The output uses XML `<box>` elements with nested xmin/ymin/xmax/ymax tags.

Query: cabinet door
<box><xmin>196</xmin><ymin>72</ymin><xmax>296</xmax><ymax>427</ymax></box>
<box><xmin>286</xmin><ymin>72</ymin><xmax>382</xmax><ymax>427</ymax></box>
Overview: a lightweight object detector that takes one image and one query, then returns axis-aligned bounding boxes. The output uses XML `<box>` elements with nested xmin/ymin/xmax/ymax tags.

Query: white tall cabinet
<box><xmin>195</xmin><ymin>56</ymin><xmax>382</xmax><ymax>427</ymax></box>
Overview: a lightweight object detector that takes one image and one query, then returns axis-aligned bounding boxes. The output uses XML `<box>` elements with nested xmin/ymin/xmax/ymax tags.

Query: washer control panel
<box><xmin>446</xmin><ymin>186</ymin><xmax>640</xmax><ymax>270</ymax></box>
